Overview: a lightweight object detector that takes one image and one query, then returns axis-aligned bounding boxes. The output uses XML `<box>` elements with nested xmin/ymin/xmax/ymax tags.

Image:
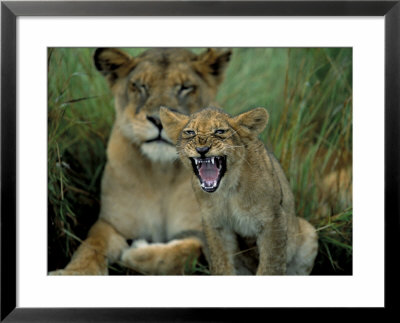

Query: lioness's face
<box><xmin>94</xmin><ymin>48</ymin><xmax>231</xmax><ymax>163</ymax></box>
<box><xmin>160</xmin><ymin>107</ymin><xmax>269</xmax><ymax>193</ymax></box>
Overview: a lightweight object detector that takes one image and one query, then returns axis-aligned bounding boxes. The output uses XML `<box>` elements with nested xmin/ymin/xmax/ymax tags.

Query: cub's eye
<box><xmin>183</xmin><ymin>129</ymin><xmax>196</xmax><ymax>136</ymax></box>
<box><xmin>178</xmin><ymin>84</ymin><xmax>196</xmax><ymax>97</ymax></box>
<box><xmin>214</xmin><ymin>129</ymin><xmax>228</xmax><ymax>135</ymax></box>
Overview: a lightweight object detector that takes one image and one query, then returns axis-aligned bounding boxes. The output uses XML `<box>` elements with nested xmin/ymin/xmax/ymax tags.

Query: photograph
<box><xmin>47</xmin><ymin>47</ymin><xmax>353</xmax><ymax>276</ymax></box>
<box><xmin>2</xmin><ymin>0</ymin><xmax>398</xmax><ymax>318</ymax></box>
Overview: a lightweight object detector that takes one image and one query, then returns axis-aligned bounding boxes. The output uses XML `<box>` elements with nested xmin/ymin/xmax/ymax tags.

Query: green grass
<box><xmin>48</xmin><ymin>47</ymin><xmax>352</xmax><ymax>275</ymax></box>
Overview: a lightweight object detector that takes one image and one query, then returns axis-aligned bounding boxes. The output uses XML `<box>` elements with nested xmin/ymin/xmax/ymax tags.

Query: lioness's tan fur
<box><xmin>50</xmin><ymin>48</ymin><xmax>231</xmax><ymax>275</ymax></box>
<box><xmin>160</xmin><ymin>107</ymin><xmax>318</xmax><ymax>275</ymax></box>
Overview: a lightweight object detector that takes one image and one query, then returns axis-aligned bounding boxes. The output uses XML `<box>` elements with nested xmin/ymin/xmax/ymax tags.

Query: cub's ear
<box><xmin>233</xmin><ymin>107</ymin><xmax>269</xmax><ymax>138</ymax></box>
<box><xmin>160</xmin><ymin>107</ymin><xmax>190</xmax><ymax>144</ymax></box>
<box><xmin>194</xmin><ymin>48</ymin><xmax>232</xmax><ymax>86</ymax></box>
<box><xmin>93</xmin><ymin>48</ymin><xmax>136</xmax><ymax>86</ymax></box>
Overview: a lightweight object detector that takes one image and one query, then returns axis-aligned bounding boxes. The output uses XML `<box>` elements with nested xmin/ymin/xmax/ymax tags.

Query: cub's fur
<box><xmin>50</xmin><ymin>48</ymin><xmax>231</xmax><ymax>275</ymax></box>
<box><xmin>160</xmin><ymin>107</ymin><xmax>318</xmax><ymax>275</ymax></box>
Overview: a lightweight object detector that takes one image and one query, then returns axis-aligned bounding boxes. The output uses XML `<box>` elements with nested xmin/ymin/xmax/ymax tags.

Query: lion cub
<box><xmin>160</xmin><ymin>107</ymin><xmax>318</xmax><ymax>275</ymax></box>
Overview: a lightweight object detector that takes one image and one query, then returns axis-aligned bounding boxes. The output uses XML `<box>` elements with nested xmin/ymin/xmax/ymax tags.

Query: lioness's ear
<box><xmin>194</xmin><ymin>48</ymin><xmax>232</xmax><ymax>85</ymax></box>
<box><xmin>160</xmin><ymin>107</ymin><xmax>190</xmax><ymax>144</ymax></box>
<box><xmin>233</xmin><ymin>108</ymin><xmax>269</xmax><ymax>137</ymax></box>
<box><xmin>94</xmin><ymin>48</ymin><xmax>136</xmax><ymax>86</ymax></box>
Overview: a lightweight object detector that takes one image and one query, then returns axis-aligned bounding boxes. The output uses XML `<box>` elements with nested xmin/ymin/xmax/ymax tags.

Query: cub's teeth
<box><xmin>211</xmin><ymin>157</ymin><xmax>215</xmax><ymax>164</ymax></box>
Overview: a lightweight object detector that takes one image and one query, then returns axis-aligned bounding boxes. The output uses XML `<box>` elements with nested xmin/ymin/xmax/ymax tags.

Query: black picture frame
<box><xmin>1</xmin><ymin>1</ymin><xmax>399</xmax><ymax>321</ymax></box>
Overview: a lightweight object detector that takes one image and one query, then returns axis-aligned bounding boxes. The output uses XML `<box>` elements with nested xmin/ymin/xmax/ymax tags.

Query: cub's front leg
<box><xmin>202</xmin><ymin>219</ymin><xmax>237</xmax><ymax>275</ymax></box>
<box><xmin>256</xmin><ymin>212</ymin><xmax>288</xmax><ymax>275</ymax></box>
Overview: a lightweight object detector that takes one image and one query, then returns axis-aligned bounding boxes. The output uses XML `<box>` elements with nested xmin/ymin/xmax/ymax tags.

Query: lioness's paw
<box><xmin>120</xmin><ymin>239</ymin><xmax>200</xmax><ymax>275</ymax></box>
<box><xmin>120</xmin><ymin>241</ymin><xmax>171</xmax><ymax>274</ymax></box>
<box><xmin>48</xmin><ymin>264</ymin><xmax>108</xmax><ymax>275</ymax></box>
<box><xmin>121</xmin><ymin>243</ymin><xmax>155</xmax><ymax>265</ymax></box>
<box><xmin>131</xmin><ymin>239</ymin><xmax>150</xmax><ymax>249</ymax></box>
<box><xmin>48</xmin><ymin>269</ymin><xmax>70</xmax><ymax>275</ymax></box>
<box><xmin>48</xmin><ymin>268</ymin><xmax>106</xmax><ymax>275</ymax></box>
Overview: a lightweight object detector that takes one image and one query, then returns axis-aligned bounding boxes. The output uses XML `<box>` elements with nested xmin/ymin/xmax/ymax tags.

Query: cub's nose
<box><xmin>196</xmin><ymin>146</ymin><xmax>210</xmax><ymax>156</ymax></box>
<box><xmin>147</xmin><ymin>115</ymin><xmax>163</xmax><ymax>131</ymax></box>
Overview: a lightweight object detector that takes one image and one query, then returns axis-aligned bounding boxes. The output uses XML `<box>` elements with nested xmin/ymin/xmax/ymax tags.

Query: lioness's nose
<box><xmin>147</xmin><ymin>115</ymin><xmax>163</xmax><ymax>131</ymax></box>
<box><xmin>196</xmin><ymin>146</ymin><xmax>210</xmax><ymax>156</ymax></box>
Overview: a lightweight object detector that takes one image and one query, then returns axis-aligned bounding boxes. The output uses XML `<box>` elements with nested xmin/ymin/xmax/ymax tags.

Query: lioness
<box><xmin>160</xmin><ymin>106</ymin><xmax>318</xmax><ymax>275</ymax></box>
<box><xmin>51</xmin><ymin>48</ymin><xmax>231</xmax><ymax>275</ymax></box>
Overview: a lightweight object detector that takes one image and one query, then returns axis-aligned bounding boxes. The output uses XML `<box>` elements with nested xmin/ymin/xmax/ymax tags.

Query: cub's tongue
<box><xmin>198</xmin><ymin>162</ymin><xmax>219</xmax><ymax>182</ymax></box>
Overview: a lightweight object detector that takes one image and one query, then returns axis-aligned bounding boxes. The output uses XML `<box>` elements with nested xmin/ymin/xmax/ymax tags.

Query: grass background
<box><xmin>48</xmin><ymin>47</ymin><xmax>352</xmax><ymax>275</ymax></box>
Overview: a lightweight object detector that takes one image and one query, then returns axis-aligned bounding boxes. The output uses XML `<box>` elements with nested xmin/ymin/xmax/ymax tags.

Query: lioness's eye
<box><xmin>215</xmin><ymin>129</ymin><xmax>227</xmax><ymax>135</ymax></box>
<box><xmin>183</xmin><ymin>129</ymin><xmax>196</xmax><ymax>136</ymax></box>
<box><xmin>178</xmin><ymin>84</ymin><xmax>195</xmax><ymax>97</ymax></box>
<box><xmin>131</xmin><ymin>82</ymin><xmax>148</xmax><ymax>95</ymax></box>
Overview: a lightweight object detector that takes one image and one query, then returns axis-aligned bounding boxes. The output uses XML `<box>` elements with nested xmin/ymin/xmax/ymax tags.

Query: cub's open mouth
<box><xmin>190</xmin><ymin>156</ymin><xmax>226</xmax><ymax>193</ymax></box>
